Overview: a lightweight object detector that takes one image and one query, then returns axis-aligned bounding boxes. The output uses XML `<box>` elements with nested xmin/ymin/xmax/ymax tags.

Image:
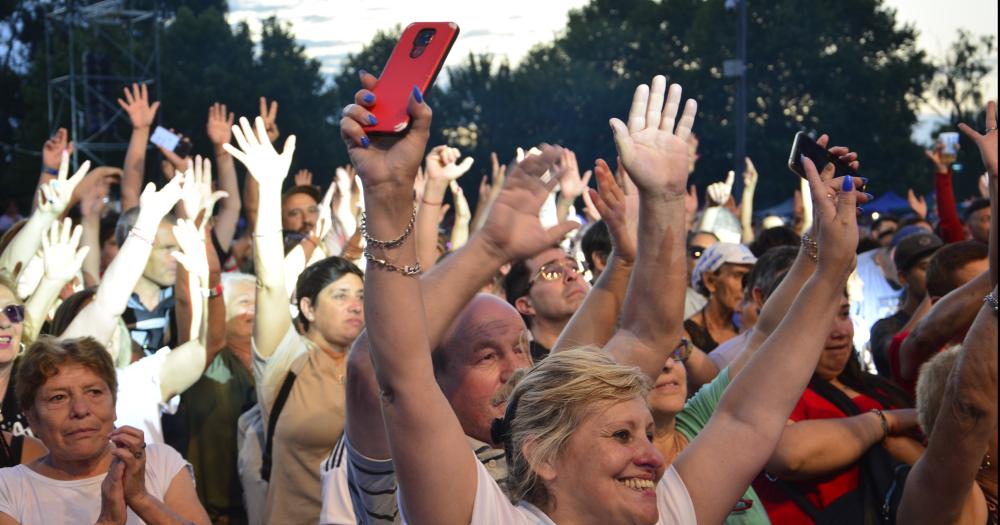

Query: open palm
<box><xmin>610</xmin><ymin>77</ymin><xmax>697</xmax><ymax>197</ymax></box>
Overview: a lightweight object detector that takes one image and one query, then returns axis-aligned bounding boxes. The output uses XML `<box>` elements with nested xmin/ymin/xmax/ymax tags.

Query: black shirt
<box><xmin>870</xmin><ymin>310</ymin><xmax>912</xmax><ymax>377</ymax></box>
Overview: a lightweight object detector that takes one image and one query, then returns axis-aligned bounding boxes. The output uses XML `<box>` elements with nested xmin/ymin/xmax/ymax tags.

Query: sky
<box><xmin>228</xmin><ymin>0</ymin><xmax>999</xmax><ymax>142</ymax></box>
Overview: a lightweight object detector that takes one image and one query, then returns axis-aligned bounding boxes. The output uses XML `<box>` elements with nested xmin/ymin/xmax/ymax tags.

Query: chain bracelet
<box><xmin>361</xmin><ymin>204</ymin><xmax>418</xmax><ymax>249</ymax></box>
<box><xmin>985</xmin><ymin>292</ymin><xmax>998</xmax><ymax>314</ymax></box>
<box><xmin>363</xmin><ymin>250</ymin><xmax>422</xmax><ymax>276</ymax></box>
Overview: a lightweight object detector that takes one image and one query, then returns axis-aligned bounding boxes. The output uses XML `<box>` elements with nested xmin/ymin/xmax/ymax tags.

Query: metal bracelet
<box><xmin>870</xmin><ymin>408</ymin><xmax>889</xmax><ymax>442</ymax></box>
<box><xmin>361</xmin><ymin>205</ymin><xmax>417</xmax><ymax>250</ymax></box>
<box><xmin>363</xmin><ymin>250</ymin><xmax>422</xmax><ymax>276</ymax></box>
<box><xmin>801</xmin><ymin>232</ymin><xmax>818</xmax><ymax>262</ymax></box>
<box><xmin>985</xmin><ymin>292</ymin><xmax>998</xmax><ymax>314</ymax></box>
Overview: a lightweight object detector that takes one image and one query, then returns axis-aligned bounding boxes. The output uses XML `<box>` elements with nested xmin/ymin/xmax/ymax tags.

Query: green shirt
<box><xmin>675</xmin><ymin>368</ymin><xmax>771</xmax><ymax>525</ymax></box>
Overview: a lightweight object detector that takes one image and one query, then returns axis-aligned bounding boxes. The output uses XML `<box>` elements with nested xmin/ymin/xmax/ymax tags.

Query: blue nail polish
<box><xmin>864</xmin><ymin>192</ymin><xmax>874</xmax><ymax>200</ymax></box>
<box><xmin>861</xmin><ymin>177</ymin><xmax>869</xmax><ymax>187</ymax></box>
<box><xmin>368</xmin><ymin>114</ymin><xmax>378</xmax><ymax>125</ymax></box>
<box><xmin>843</xmin><ymin>175</ymin><xmax>853</xmax><ymax>192</ymax></box>
<box><xmin>358</xmin><ymin>69</ymin><xmax>369</xmax><ymax>80</ymax></box>
<box><xmin>412</xmin><ymin>85</ymin><xmax>423</xmax><ymax>104</ymax></box>
<box><xmin>360</xmin><ymin>136</ymin><xmax>370</xmax><ymax>148</ymax></box>
<box><xmin>363</xmin><ymin>93</ymin><xmax>375</xmax><ymax>104</ymax></box>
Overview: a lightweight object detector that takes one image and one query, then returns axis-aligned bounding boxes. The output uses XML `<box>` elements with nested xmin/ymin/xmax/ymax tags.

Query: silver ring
<box><xmin>539</xmin><ymin>171</ymin><xmax>553</xmax><ymax>185</ymax></box>
<box><xmin>986</xmin><ymin>126</ymin><xmax>998</xmax><ymax>134</ymax></box>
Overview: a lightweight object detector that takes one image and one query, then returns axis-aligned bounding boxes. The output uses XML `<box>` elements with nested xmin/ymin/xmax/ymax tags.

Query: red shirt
<box><xmin>887</xmin><ymin>330</ymin><xmax>915</xmax><ymax>395</ymax></box>
<box><xmin>753</xmin><ymin>387</ymin><xmax>887</xmax><ymax>524</ymax></box>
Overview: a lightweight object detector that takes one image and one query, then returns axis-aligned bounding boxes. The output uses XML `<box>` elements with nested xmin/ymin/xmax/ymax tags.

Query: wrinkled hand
<box><xmin>38</xmin><ymin>151</ymin><xmax>90</xmax><ymax>216</ymax></box>
<box><xmin>340</xmin><ymin>72</ymin><xmax>430</xmax><ymax>195</ymax></box>
<box><xmin>554</xmin><ymin>149</ymin><xmax>592</xmax><ymax>201</ymax></box>
<box><xmin>294</xmin><ymin>168</ymin><xmax>314</xmax><ymax>187</ymax></box>
<box><xmin>136</xmin><ymin>172</ymin><xmax>185</xmax><ymax>230</ymax></box>
<box><xmin>224</xmin><ymin>116</ymin><xmax>296</xmax><ymax>192</ymax></box>
<box><xmin>906</xmin><ymin>189</ymin><xmax>927</xmax><ymax>219</ymax></box>
<box><xmin>426</xmin><ymin>145</ymin><xmax>475</xmax><ymax>182</ymax></box>
<box><xmin>958</xmin><ymin>100</ymin><xmax>998</xmax><ymax>178</ymax></box>
<box><xmin>478</xmin><ymin>144</ymin><xmax>580</xmax><ymax>261</ymax></box>
<box><xmin>609</xmin><ymin>76</ymin><xmax>697</xmax><ymax>198</ymax></box>
<box><xmin>97</xmin><ymin>458</ymin><xmax>127</xmax><ymax>525</ymax></box>
<box><xmin>116</xmin><ymin>83</ymin><xmax>159</xmax><ymax>130</ymax></box>
<box><xmin>42</xmin><ymin>128</ymin><xmax>74</xmax><ymax>171</ymax></box>
<box><xmin>108</xmin><ymin>426</ymin><xmax>149</xmax><ymax>507</ymax></box>
<box><xmin>589</xmin><ymin>158</ymin><xmax>638</xmax><ymax>262</ymax></box>
<box><xmin>707</xmin><ymin>170</ymin><xmax>735</xmax><ymax>206</ymax></box>
<box><xmin>206</xmin><ymin>102</ymin><xmax>235</xmax><ymax>147</ymax></box>
<box><xmin>259</xmin><ymin>96</ymin><xmax>280</xmax><ymax>143</ymax></box>
<box><xmin>40</xmin><ymin>218</ymin><xmax>88</xmax><ymax>282</ymax></box>
<box><xmin>743</xmin><ymin>157</ymin><xmax>758</xmax><ymax>189</ymax></box>
<box><xmin>171</xmin><ymin>219</ymin><xmax>210</xmax><ymax>280</ymax></box>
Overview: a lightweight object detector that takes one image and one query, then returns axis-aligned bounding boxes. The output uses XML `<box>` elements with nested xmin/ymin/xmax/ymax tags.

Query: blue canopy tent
<box><xmin>865</xmin><ymin>191</ymin><xmax>911</xmax><ymax>214</ymax></box>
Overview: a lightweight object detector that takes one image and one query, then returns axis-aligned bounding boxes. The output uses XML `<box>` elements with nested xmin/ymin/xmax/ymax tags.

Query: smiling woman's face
<box><xmin>27</xmin><ymin>363</ymin><xmax>116</xmax><ymax>463</ymax></box>
<box><xmin>0</xmin><ymin>283</ymin><xmax>24</xmax><ymax>365</ymax></box>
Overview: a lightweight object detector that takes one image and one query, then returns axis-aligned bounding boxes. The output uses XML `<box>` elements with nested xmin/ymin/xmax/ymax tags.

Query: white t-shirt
<box><xmin>0</xmin><ymin>443</ymin><xmax>191</xmax><ymax>524</ymax></box>
<box><xmin>400</xmin><ymin>450</ymin><xmax>697</xmax><ymax>524</ymax></box>
<box><xmin>115</xmin><ymin>347</ymin><xmax>180</xmax><ymax>444</ymax></box>
<box><xmin>319</xmin><ymin>435</ymin><xmax>356</xmax><ymax>525</ymax></box>
<box><xmin>850</xmin><ymin>249</ymin><xmax>902</xmax><ymax>352</ymax></box>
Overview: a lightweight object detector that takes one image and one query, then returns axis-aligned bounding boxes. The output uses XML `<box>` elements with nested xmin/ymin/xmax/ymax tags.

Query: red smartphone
<box><xmin>366</xmin><ymin>22</ymin><xmax>459</xmax><ymax>134</ymax></box>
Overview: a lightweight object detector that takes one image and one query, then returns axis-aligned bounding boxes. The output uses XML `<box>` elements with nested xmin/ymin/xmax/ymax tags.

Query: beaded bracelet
<box><xmin>801</xmin><ymin>233</ymin><xmax>818</xmax><ymax>262</ymax></box>
<box><xmin>985</xmin><ymin>292</ymin><xmax>998</xmax><ymax>314</ymax></box>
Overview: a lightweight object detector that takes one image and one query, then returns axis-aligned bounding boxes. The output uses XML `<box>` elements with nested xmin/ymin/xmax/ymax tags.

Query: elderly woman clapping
<box><xmin>0</xmin><ymin>336</ymin><xmax>209</xmax><ymax>525</ymax></box>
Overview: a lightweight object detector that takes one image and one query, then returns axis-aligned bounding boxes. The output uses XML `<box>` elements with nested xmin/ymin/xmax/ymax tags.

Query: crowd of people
<box><xmin>0</xmin><ymin>64</ymin><xmax>995</xmax><ymax>525</ymax></box>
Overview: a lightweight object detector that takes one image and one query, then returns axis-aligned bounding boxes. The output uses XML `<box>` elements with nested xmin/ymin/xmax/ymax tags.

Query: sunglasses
<box><xmin>529</xmin><ymin>259</ymin><xmax>582</xmax><ymax>286</ymax></box>
<box><xmin>669</xmin><ymin>339</ymin><xmax>691</xmax><ymax>363</ymax></box>
<box><xmin>1</xmin><ymin>304</ymin><xmax>25</xmax><ymax>324</ymax></box>
<box><xmin>688</xmin><ymin>245</ymin><xmax>707</xmax><ymax>259</ymax></box>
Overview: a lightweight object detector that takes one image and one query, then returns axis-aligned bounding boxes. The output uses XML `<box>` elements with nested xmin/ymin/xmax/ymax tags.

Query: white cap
<box><xmin>691</xmin><ymin>242</ymin><xmax>757</xmax><ymax>292</ymax></box>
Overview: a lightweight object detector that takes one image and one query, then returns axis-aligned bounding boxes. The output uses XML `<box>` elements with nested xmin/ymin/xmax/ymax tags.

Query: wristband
<box><xmin>128</xmin><ymin>228</ymin><xmax>155</xmax><ymax>245</ymax></box>
<box><xmin>42</xmin><ymin>166</ymin><xmax>59</xmax><ymax>176</ymax></box>
<box><xmin>202</xmin><ymin>283</ymin><xmax>223</xmax><ymax>298</ymax></box>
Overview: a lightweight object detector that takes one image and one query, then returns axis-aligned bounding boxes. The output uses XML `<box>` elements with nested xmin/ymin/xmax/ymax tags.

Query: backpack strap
<box><xmin>261</xmin><ymin>371</ymin><xmax>298</xmax><ymax>482</ymax></box>
<box><xmin>10</xmin><ymin>434</ymin><xmax>24</xmax><ymax>465</ymax></box>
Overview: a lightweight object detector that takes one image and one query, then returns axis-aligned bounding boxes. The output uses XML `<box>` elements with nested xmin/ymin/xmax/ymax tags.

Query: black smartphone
<box><xmin>787</xmin><ymin>131</ymin><xmax>859</xmax><ymax>179</ymax></box>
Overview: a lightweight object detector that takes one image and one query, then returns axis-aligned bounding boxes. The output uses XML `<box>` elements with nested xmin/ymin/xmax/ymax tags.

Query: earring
<box><xmin>16</xmin><ymin>342</ymin><xmax>25</xmax><ymax>358</ymax></box>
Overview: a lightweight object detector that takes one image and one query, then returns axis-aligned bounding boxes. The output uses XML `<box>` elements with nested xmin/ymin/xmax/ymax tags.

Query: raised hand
<box><xmin>340</xmin><ymin>72</ymin><xmax>431</xmax><ymax>195</ymax></box>
<box><xmin>223</xmin><ymin>116</ymin><xmax>296</xmax><ymax>192</ymax></box>
<box><xmin>294</xmin><ymin>168</ymin><xmax>314</xmax><ymax>187</ymax></box>
<box><xmin>170</xmin><ymin>219</ymin><xmax>210</xmax><ymax>281</ymax></box>
<box><xmin>801</xmin><ymin>155</ymin><xmax>861</xmax><ymax>279</ymax></box>
<box><xmin>907</xmin><ymin>189</ymin><xmax>927</xmax><ymax>219</ymax></box>
<box><xmin>259</xmin><ymin>96</ymin><xmax>280</xmax><ymax>143</ymax></box>
<box><xmin>707</xmin><ymin>170</ymin><xmax>735</xmax><ymax>206</ymax></box>
<box><xmin>41</xmin><ymin>218</ymin><xmax>89</xmax><ymax>282</ymax></box>
<box><xmin>117</xmin><ymin>83</ymin><xmax>159</xmax><ymax>130</ymax></box>
<box><xmin>743</xmin><ymin>157</ymin><xmax>759</xmax><ymax>190</ymax></box>
<box><xmin>38</xmin><ymin>151</ymin><xmax>90</xmax><ymax>216</ymax></box>
<box><xmin>958</xmin><ymin>100</ymin><xmax>998</xmax><ymax>178</ymax></box>
<box><xmin>924</xmin><ymin>143</ymin><xmax>951</xmax><ymax>174</ymax></box>
<box><xmin>609</xmin><ymin>76</ymin><xmax>697</xmax><ymax>197</ymax></box>
<box><xmin>79</xmin><ymin>173</ymin><xmax>109</xmax><ymax>220</ymax></box>
<box><xmin>206</xmin><ymin>102</ymin><xmax>235</xmax><ymax>147</ymax></box>
<box><xmin>314</xmin><ymin>182</ymin><xmax>336</xmax><ymax>244</ymax></box>
<box><xmin>41</xmin><ymin>128</ymin><xmax>74</xmax><ymax>172</ymax></box>
<box><xmin>135</xmin><ymin>173</ymin><xmax>185</xmax><ymax>233</ymax></box>
<box><xmin>684</xmin><ymin>184</ymin><xmax>699</xmax><ymax>217</ymax></box>
<box><xmin>588</xmin><ymin>158</ymin><xmax>638</xmax><ymax>262</ymax></box>
<box><xmin>554</xmin><ymin>149</ymin><xmax>592</xmax><ymax>201</ymax></box>
<box><xmin>425</xmin><ymin>145</ymin><xmax>475</xmax><ymax>182</ymax></box>
<box><xmin>478</xmin><ymin>144</ymin><xmax>580</xmax><ymax>261</ymax></box>
<box><xmin>450</xmin><ymin>181</ymin><xmax>471</xmax><ymax>222</ymax></box>
<box><xmin>334</xmin><ymin>166</ymin><xmax>359</xmax><ymax>235</ymax></box>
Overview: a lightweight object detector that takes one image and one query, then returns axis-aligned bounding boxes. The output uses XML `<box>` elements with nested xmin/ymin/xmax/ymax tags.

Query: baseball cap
<box><xmin>282</xmin><ymin>184</ymin><xmax>322</xmax><ymax>205</ymax></box>
<box><xmin>892</xmin><ymin>231</ymin><xmax>942</xmax><ymax>272</ymax></box>
<box><xmin>691</xmin><ymin>242</ymin><xmax>757</xmax><ymax>292</ymax></box>
<box><xmin>890</xmin><ymin>225</ymin><xmax>926</xmax><ymax>249</ymax></box>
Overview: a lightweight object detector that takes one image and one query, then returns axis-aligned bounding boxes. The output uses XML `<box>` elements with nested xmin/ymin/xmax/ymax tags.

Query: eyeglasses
<box><xmin>529</xmin><ymin>259</ymin><xmax>582</xmax><ymax>286</ymax></box>
<box><xmin>732</xmin><ymin>498</ymin><xmax>753</xmax><ymax>513</ymax></box>
<box><xmin>688</xmin><ymin>245</ymin><xmax>707</xmax><ymax>259</ymax></box>
<box><xmin>669</xmin><ymin>339</ymin><xmax>691</xmax><ymax>363</ymax></box>
<box><xmin>1</xmin><ymin>304</ymin><xmax>25</xmax><ymax>324</ymax></box>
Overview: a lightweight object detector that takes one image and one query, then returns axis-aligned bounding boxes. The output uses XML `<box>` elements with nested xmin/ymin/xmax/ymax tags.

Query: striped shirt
<box><xmin>319</xmin><ymin>435</ymin><xmax>356</xmax><ymax>525</ymax></box>
<box><xmin>124</xmin><ymin>287</ymin><xmax>175</xmax><ymax>355</ymax></box>
<box><xmin>344</xmin><ymin>435</ymin><xmax>507</xmax><ymax>525</ymax></box>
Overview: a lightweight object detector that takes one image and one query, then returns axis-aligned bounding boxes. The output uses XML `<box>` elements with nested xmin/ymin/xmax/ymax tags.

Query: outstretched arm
<box><xmin>223</xmin><ymin>117</ymin><xmax>296</xmax><ymax>359</ymax></box>
<box><xmin>206</xmin><ymin>103</ymin><xmax>241</xmax><ymax>253</ymax></box>
<box><xmin>118</xmin><ymin>83</ymin><xmax>160</xmax><ymax>211</ymax></box>
<box><xmin>677</xmin><ymin>155</ymin><xmax>862</xmax><ymax>525</ymax></box>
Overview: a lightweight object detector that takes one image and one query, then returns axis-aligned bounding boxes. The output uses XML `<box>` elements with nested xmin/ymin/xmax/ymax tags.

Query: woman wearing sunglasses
<box><xmin>0</xmin><ymin>274</ymin><xmax>47</xmax><ymax>468</ymax></box>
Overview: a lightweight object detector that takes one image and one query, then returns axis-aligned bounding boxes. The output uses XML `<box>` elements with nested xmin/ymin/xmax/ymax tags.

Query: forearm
<box><xmin>900</xmin><ymin>303</ymin><xmax>996</xmax><ymax>525</ymax></box>
<box><xmin>741</xmin><ymin>185</ymin><xmax>756</xmax><ymax>244</ymax></box>
<box><xmin>252</xmin><ymin>195</ymin><xmax>292</xmax><ymax>358</ymax></box>
<box><xmin>130</xmin><ymin>493</ymin><xmax>196</xmax><ymax>525</ymax></box>
<box><xmin>0</xmin><ymin>210</ymin><xmax>57</xmax><ymax>274</ymax></box>
<box><xmin>556</xmin><ymin>196</ymin><xmax>574</xmax><ymax>222</ymax></box>
<box><xmin>213</xmin><ymin>146</ymin><xmax>241</xmax><ymax>252</ymax></box>
<box><xmin>121</xmin><ymin>127</ymin><xmax>150</xmax><ymax>211</ymax></box>
<box><xmin>553</xmin><ymin>253</ymin><xmax>633</xmax><ymax>353</ymax></box>
<box><xmin>611</xmin><ymin>196</ymin><xmax>688</xmax><ymax>379</ymax></box>
<box><xmin>205</xmin><ymin>272</ymin><xmax>224</xmax><ymax>365</ymax></box>
<box><xmin>242</xmin><ymin>178</ymin><xmax>259</xmax><ymax>231</ymax></box>
<box><xmin>900</xmin><ymin>271</ymin><xmax>991</xmax><ymax>380</ymax></box>
<box><xmin>450</xmin><ymin>214</ymin><xmax>470</xmax><ymax>249</ymax></box>
<box><xmin>174</xmin><ymin>268</ymin><xmax>193</xmax><ymax>345</ymax></box>
<box><xmin>989</xmin><ymin>173</ymin><xmax>996</xmax><ymax>286</ymax></box>
<box><xmin>24</xmin><ymin>277</ymin><xmax>66</xmax><ymax>341</ymax></box>
<box><xmin>935</xmin><ymin>169</ymin><xmax>965</xmax><ymax>243</ymax></box>
<box><xmin>416</xmin><ymin>179</ymin><xmax>447</xmax><ymax>269</ymax></box>
<box><xmin>81</xmin><ymin>215</ymin><xmax>102</xmax><ymax>286</ymax></box>
<box><xmin>766</xmin><ymin>414</ymin><xmax>885</xmax><ymax>481</ymax></box>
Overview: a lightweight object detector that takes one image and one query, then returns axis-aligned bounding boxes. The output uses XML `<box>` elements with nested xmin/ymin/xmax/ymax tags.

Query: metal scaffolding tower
<box><xmin>45</xmin><ymin>0</ymin><xmax>161</xmax><ymax>166</ymax></box>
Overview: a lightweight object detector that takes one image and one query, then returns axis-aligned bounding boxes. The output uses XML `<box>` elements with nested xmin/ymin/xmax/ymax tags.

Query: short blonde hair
<box><xmin>505</xmin><ymin>347</ymin><xmax>650</xmax><ymax>506</ymax></box>
<box><xmin>915</xmin><ymin>345</ymin><xmax>961</xmax><ymax>435</ymax></box>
